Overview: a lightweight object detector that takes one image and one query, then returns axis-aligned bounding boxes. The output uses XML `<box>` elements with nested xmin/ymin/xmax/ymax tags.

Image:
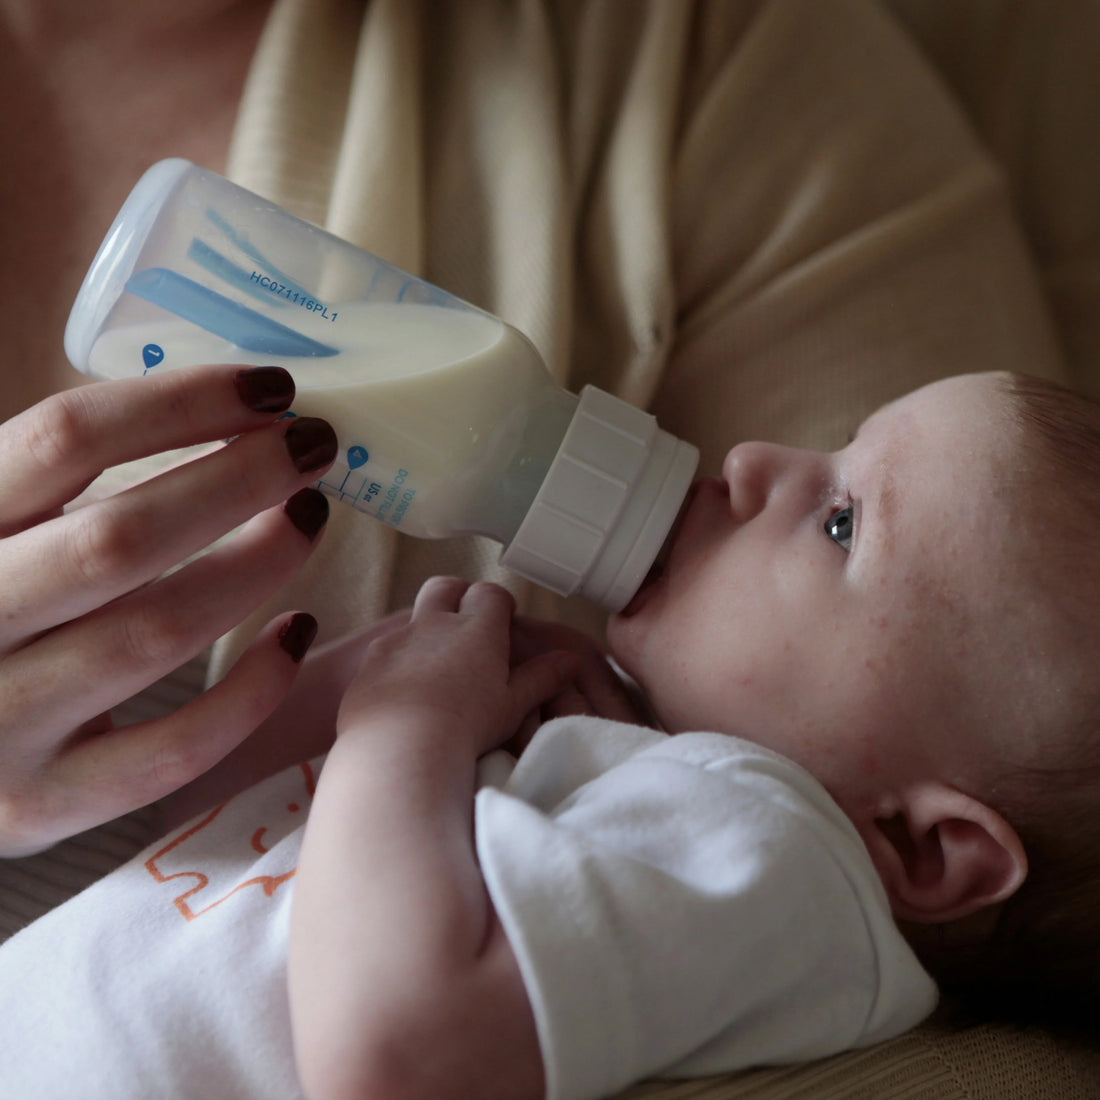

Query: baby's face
<box><xmin>608</xmin><ymin>372</ymin><xmax>1030</xmax><ymax>818</ymax></box>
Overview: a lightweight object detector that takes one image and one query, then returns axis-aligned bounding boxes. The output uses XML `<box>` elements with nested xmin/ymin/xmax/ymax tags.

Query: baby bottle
<box><xmin>64</xmin><ymin>160</ymin><xmax>698</xmax><ymax>611</ymax></box>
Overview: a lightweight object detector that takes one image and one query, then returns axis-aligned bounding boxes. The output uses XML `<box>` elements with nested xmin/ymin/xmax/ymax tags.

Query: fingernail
<box><xmin>279</xmin><ymin>612</ymin><xmax>318</xmax><ymax>663</ymax></box>
<box><xmin>235</xmin><ymin>366</ymin><xmax>295</xmax><ymax>413</ymax></box>
<box><xmin>284</xmin><ymin>487</ymin><xmax>329</xmax><ymax>541</ymax></box>
<box><xmin>284</xmin><ymin>417</ymin><xmax>338</xmax><ymax>473</ymax></box>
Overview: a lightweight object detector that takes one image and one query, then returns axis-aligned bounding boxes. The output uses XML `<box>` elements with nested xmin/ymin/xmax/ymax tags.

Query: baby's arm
<box><xmin>288</xmin><ymin>578</ymin><xmax>577</xmax><ymax>1100</ymax></box>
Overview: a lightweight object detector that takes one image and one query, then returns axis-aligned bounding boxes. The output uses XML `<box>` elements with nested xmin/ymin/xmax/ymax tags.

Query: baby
<box><xmin>0</xmin><ymin>371</ymin><xmax>1095</xmax><ymax>1100</ymax></box>
<box><xmin>290</xmin><ymin>369</ymin><xmax>1100</xmax><ymax>1099</ymax></box>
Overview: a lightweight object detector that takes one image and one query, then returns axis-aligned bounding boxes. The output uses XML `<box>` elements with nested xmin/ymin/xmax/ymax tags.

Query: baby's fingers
<box><xmin>411</xmin><ymin>575</ymin><xmax>473</xmax><ymax>617</ymax></box>
<box><xmin>507</xmin><ymin>650</ymin><xmax>580</xmax><ymax>729</ymax></box>
<box><xmin>573</xmin><ymin>655</ymin><xmax>647</xmax><ymax>724</ymax></box>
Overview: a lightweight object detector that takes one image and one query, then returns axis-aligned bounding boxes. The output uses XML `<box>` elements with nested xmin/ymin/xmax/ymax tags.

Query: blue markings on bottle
<box><xmin>187</xmin><ymin>238</ymin><xmax>289</xmax><ymax>309</ymax></box>
<box><xmin>337</xmin><ymin>445</ymin><xmax>373</xmax><ymax>498</ymax></box>
<box><xmin>203</xmin><ymin>207</ymin><xmax>316</xmax><ymax>305</ymax></box>
<box><xmin>317</xmin><ymin>454</ymin><xmax>408</xmax><ymax>523</ymax></box>
<box><xmin>141</xmin><ymin>344</ymin><xmax>165</xmax><ymax>372</ymax></box>
<box><xmin>125</xmin><ymin>268</ymin><xmax>339</xmax><ymax>358</ymax></box>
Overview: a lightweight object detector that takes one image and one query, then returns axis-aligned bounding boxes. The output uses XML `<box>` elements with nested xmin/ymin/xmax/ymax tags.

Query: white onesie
<box><xmin>0</xmin><ymin>718</ymin><xmax>937</xmax><ymax>1100</ymax></box>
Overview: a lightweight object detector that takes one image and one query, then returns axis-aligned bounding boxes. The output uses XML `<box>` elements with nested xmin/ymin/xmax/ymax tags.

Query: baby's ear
<box><xmin>859</xmin><ymin>784</ymin><xmax>1028</xmax><ymax>924</ymax></box>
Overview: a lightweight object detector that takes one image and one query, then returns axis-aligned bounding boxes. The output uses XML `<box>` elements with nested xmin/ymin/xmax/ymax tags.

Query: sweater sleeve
<box><xmin>474</xmin><ymin>719</ymin><xmax>938</xmax><ymax>1100</ymax></box>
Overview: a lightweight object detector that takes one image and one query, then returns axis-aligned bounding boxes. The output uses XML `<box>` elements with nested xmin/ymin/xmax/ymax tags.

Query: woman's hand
<box><xmin>0</xmin><ymin>365</ymin><xmax>337</xmax><ymax>856</ymax></box>
<box><xmin>158</xmin><ymin>609</ymin><xmax>413</xmax><ymax>828</ymax></box>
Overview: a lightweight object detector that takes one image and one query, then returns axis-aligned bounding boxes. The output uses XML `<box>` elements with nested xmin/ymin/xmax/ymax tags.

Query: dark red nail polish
<box><xmin>284</xmin><ymin>488</ymin><xmax>329</xmax><ymax>541</ymax></box>
<box><xmin>279</xmin><ymin>612</ymin><xmax>318</xmax><ymax>663</ymax></box>
<box><xmin>284</xmin><ymin>417</ymin><xmax>338</xmax><ymax>473</ymax></box>
<box><xmin>235</xmin><ymin>367</ymin><xmax>295</xmax><ymax>413</ymax></box>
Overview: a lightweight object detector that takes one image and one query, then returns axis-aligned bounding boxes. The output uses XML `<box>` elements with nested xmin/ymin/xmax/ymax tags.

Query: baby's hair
<box><xmin>1008</xmin><ymin>372</ymin><xmax>1100</xmax><ymax>562</ymax></box>
<box><xmin>914</xmin><ymin>373</ymin><xmax>1100</xmax><ymax>1036</ymax></box>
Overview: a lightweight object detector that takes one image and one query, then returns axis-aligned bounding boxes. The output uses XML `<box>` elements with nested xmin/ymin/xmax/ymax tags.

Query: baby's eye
<box><xmin>823</xmin><ymin>505</ymin><xmax>855</xmax><ymax>551</ymax></box>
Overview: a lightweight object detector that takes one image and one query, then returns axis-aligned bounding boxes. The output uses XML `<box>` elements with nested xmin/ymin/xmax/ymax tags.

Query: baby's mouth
<box><xmin>619</xmin><ymin>479</ymin><xmax>699</xmax><ymax>616</ymax></box>
<box><xmin>619</xmin><ymin>561</ymin><xmax>662</xmax><ymax>618</ymax></box>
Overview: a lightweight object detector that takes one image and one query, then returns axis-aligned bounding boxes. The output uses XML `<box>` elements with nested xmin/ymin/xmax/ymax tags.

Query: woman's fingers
<box><xmin>0</xmin><ymin>367</ymin><xmax>339</xmax><ymax>855</ymax></box>
<box><xmin>0</xmin><ymin>416</ymin><xmax>336</xmax><ymax>650</ymax></box>
<box><xmin>2</xmin><ymin>611</ymin><xmax>319</xmax><ymax>857</ymax></box>
<box><xmin>0</xmin><ymin>365</ymin><xmax>297</xmax><ymax>533</ymax></box>
<box><xmin>0</xmin><ymin>491</ymin><xmax>329</xmax><ymax>753</ymax></box>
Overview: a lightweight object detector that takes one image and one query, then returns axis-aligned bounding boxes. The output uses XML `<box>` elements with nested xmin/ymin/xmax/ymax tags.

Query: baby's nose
<box><xmin>721</xmin><ymin>441</ymin><xmax>797</xmax><ymax>520</ymax></box>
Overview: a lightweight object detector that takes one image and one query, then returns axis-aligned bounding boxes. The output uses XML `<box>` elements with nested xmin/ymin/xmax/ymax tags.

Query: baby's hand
<box><xmin>337</xmin><ymin>577</ymin><xmax>577</xmax><ymax>757</ymax></box>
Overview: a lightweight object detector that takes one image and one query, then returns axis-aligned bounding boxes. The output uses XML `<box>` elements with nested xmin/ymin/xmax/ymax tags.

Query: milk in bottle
<box><xmin>87</xmin><ymin>302</ymin><xmax>574</xmax><ymax>543</ymax></box>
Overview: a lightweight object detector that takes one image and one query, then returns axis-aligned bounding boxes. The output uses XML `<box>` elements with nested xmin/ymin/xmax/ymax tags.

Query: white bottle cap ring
<box><xmin>499</xmin><ymin>385</ymin><xmax>699</xmax><ymax>610</ymax></box>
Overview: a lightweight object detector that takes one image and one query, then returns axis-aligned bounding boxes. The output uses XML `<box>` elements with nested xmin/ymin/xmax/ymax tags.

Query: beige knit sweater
<box><xmin>213</xmin><ymin>0</ymin><xmax>1074</xmax><ymax>672</ymax></box>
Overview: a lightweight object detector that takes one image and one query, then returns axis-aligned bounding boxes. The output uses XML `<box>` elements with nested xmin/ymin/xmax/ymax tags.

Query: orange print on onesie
<box><xmin>145</xmin><ymin>760</ymin><xmax>318</xmax><ymax>921</ymax></box>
